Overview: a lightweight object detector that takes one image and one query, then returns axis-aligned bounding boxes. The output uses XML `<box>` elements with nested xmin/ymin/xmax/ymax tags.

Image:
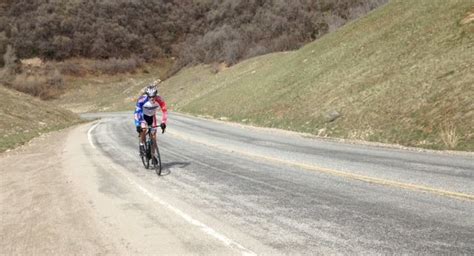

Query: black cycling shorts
<box><xmin>143</xmin><ymin>115</ymin><xmax>154</xmax><ymax>126</ymax></box>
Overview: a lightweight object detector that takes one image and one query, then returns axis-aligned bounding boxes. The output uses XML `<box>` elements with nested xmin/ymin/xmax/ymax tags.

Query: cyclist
<box><xmin>134</xmin><ymin>80</ymin><xmax>167</xmax><ymax>155</ymax></box>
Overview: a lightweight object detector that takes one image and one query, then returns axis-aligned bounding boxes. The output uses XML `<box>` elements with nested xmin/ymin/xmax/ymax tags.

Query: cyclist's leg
<box><xmin>151</xmin><ymin>114</ymin><xmax>158</xmax><ymax>154</ymax></box>
<box><xmin>144</xmin><ymin>114</ymin><xmax>154</xmax><ymax>146</ymax></box>
<box><xmin>138</xmin><ymin>121</ymin><xmax>147</xmax><ymax>155</ymax></box>
<box><xmin>140</xmin><ymin>121</ymin><xmax>147</xmax><ymax>144</ymax></box>
<box><xmin>140</xmin><ymin>115</ymin><xmax>153</xmax><ymax>155</ymax></box>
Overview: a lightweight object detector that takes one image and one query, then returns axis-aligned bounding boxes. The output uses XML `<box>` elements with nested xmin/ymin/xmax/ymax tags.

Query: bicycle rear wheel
<box><xmin>151</xmin><ymin>142</ymin><xmax>162</xmax><ymax>175</ymax></box>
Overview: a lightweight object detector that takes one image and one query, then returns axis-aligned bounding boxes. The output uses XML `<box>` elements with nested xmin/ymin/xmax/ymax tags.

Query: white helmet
<box><xmin>145</xmin><ymin>86</ymin><xmax>158</xmax><ymax>97</ymax></box>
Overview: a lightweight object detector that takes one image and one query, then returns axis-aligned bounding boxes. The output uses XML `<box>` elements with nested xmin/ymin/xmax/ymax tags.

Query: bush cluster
<box><xmin>10</xmin><ymin>70</ymin><xmax>64</xmax><ymax>100</ymax></box>
<box><xmin>1</xmin><ymin>45</ymin><xmax>64</xmax><ymax>100</ymax></box>
<box><xmin>0</xmin><ymin>0</ymin><xmax>387</xmax><ymax>67</ymax></box>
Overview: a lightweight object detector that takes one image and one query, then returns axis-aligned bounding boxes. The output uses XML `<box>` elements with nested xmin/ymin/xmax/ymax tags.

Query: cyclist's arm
<box><xmin>156</xmin><ymin>96</ymin><xmax>168</xmax><ymax>124</ymax></box>
<box><xmin>134</xmin><ymin>96</ymin><xmax>147</xmax><ymax>126</ymax></box>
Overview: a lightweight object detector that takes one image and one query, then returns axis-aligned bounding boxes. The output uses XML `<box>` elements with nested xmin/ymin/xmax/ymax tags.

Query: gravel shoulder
<box><xmin>0</xmin><ymin>126</ymin><xmax>119</xmax><ymax>255</ymax></box>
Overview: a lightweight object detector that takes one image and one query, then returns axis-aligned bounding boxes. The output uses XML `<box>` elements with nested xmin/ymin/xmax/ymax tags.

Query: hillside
<box><xmin>1</xmin><ymin>0</ymin><xmax>386</xmax><ymax>66</ymax></box>
<box><xmin>160</xmin><ymin>0</ymin><xmax>474</xmax><ymax>151</ymax></box>
<box><xmin>52</xmin><ymin>59</ymin><xmax>173</xmax><ymax>113</ymax></box>
<box><xmin>0</xmin><ymin>85</ymin><xmax>81</xmax><ymax>152</ymax></box>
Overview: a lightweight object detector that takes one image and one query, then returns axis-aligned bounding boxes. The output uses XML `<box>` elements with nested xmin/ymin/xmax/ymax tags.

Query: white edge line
<box><xmin>87</xmin><ymin>122</ymin><xmax>100</xmax><ymax>149</ymax></box>
<box><xmin>121</xmin><ymin>173</ymin><xmax>256</xmax><ymax>256</ymax></box>
<box><xmin>88</xmin><ymin>123</ymin><xmax>255</xmax><ymax>255</ymax></box>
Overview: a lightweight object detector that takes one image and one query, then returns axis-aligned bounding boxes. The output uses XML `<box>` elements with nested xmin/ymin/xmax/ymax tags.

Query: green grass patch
<box><xmin>160</xmin><ymin>0</ymin><xmax>473</xmax><ymax>151</ymax></box>
<box><xmin>0</xmin><ymin>86</ymin><xmax>82</xmax><ymax>152</ymax></box>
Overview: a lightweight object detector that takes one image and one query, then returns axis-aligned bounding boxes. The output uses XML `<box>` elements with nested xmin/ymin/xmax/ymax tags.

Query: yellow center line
<box><xmin>168</xmin><ymin>130</ymin><xmax>474</xmax><ymax>201</ymax></box>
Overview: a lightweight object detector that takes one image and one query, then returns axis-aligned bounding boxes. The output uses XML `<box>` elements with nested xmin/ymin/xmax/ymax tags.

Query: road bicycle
<box><xmin>139</xmin><ymin>126</ymin><xmax>162</xmax><ymax>176</ymax></box>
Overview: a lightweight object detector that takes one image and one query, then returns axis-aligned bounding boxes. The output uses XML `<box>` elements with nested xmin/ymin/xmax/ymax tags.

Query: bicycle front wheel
<box><xmin>151</xmin><ymin>143</ymin><xmax>162</xmax><ymax>175</ymax></box>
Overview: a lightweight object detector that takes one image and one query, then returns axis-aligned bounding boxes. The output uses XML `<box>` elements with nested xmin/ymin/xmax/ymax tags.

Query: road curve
<box><xmin>82</xmin><ymin>111</ymin><xmax>473</xmax><ymax>255</ymax></box>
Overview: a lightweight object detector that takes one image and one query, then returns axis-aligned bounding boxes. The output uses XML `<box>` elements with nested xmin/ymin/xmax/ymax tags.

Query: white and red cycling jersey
<box><xmin>134</xmin><ymin>95</ymin><xmax>168</xmax><ymax>128</ymax></box>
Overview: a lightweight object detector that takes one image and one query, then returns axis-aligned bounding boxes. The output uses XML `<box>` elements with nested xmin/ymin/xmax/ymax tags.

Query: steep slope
<box><xmin>0</xmin><ymin>85</ymin><xmax>81</xmax><ymax>152</ymax></box>
<box><xmin>52</xmin><ymin>60</ymin><xmax>173</xmax><ymax>113</ymax></box>
<box><xmin>162</xmin><ymin>0</ymin><xmax>474</xmax><ymax>151</ymax></box>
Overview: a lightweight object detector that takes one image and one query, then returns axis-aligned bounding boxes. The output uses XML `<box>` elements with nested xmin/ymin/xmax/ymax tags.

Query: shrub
<box><xmin>47</xmin><ymin>68</ymin><xmax>64</xmax><ymax>89</ymax></box>
<box><xmin>2</xmin><ymin>0</ymin><xmax>388</xmax><ymax>67</ymax></box>
<box><xmin>11</xmin><ymin>74</ymin><xmax>62</xmax><ymax>100</ymax></box>
<box><xmin>0</xmin><ymin>32</ymin><xmax>8</xmax><ymax>67</ymax></box>
<box><xmin>3</xmin><ymin>45</ymin><xmax>20</xmax><ymax>72</ymax></box>
<box><xmin>58</xmin><ymin>61</ymin><xmax>84</xmax><ymax>76</ymax></box>
<box><xmin>8</xmin><ymin>66</ymin><xmax>64</xmax><ymax>100</ymax></box>
<box><xmin>244</xmin><ymin>45</ymin><xmax>269</xmax><ymax>59</ymax></box>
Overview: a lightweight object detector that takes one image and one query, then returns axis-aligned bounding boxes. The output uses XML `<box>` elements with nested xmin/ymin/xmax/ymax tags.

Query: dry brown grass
<box><xmin>0</xmin><ymin>85</ymin><xmax>81</xmax><ymax>152</ymax></box>
<box><xmin>460</xmin><ymin>7</ymin><xmax>474</xmax><ymax>24</ymax></box>
<box><xmin>55</xmin><ymin>57</ymin><xmax>145</xmax><ymax>76</ymax></box>
<box><xmin>9</xmin><ymin>69</ymin><xmax>64</xmax><ymax>100</ymax></box>
<box><xmin>211</xmin><ymin>62</ymin><xmax>228</xmax><ymax>74</ymax></box>
<box><xmin>20</xmin><ymin>58</ymin><xmax>44</xmax><ymax>67</ymax></box>
<box><xmin>53</xmin><ymin>58</ymin><xmax>174</xmax><ymax>113</ymax></box>
<box><xmin>440</xmin><ymin>122</ymin><xmax>459</xmax><ymax>149</ymax></box>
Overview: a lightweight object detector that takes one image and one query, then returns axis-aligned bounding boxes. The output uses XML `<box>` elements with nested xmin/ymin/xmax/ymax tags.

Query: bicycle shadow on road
<box><xmin>160</xmin><ymin>161</ymin><xmax>191</xmax><ymax>176</ymax></box>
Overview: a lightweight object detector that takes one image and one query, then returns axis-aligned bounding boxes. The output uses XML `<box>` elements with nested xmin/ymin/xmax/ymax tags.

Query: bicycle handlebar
<box><xmin>146</xmin><ymin>125</ymin><xmax>165</xmax><ymax>134</ymax></box>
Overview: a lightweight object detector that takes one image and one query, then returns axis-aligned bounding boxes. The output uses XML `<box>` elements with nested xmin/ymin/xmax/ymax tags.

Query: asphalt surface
<box><xmin>84</xmin><ymin>112</ymin><xmax>474</xmax><ymax>255</ymax></box>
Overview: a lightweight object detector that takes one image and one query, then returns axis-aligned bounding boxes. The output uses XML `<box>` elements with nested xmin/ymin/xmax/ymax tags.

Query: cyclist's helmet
<box><xmin>145</xmin><ymin>86</ymin><xmax>158</xmax><ymax>98</ymax></box>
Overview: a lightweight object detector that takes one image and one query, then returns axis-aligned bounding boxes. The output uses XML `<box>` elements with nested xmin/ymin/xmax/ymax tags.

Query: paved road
<box><xmin>83</xmin><ymin>112</ymin><xmax>474</xmax><ymax>255</ymax></box>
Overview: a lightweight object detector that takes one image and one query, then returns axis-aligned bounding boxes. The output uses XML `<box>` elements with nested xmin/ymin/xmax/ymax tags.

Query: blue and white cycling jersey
<box><xmin>134</xmin><ymin>95</ymin><xmax>168</xmax><ymax>127</ymax></box>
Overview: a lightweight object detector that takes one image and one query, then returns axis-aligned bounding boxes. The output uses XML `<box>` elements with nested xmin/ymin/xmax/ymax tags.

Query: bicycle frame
<box><xmin>140</xmin><ymin>126</ymin><xmax>162</xmax><ymax>175</ymax></box>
